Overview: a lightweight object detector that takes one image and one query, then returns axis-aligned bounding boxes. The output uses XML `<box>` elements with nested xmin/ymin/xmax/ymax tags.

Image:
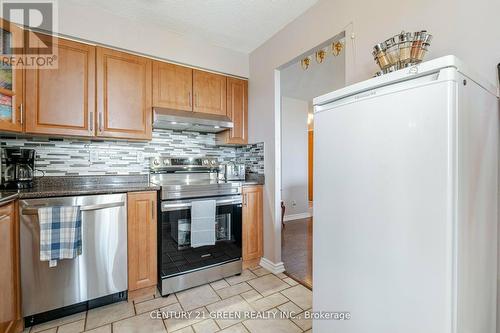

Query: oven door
<box><xmin>159</xmin><ymin>195</ymin><xmax>242</xmax><ymax>278</ymax></box>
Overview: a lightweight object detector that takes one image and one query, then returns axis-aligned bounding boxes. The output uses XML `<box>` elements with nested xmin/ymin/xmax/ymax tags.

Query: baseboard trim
<box><xmin>284</xmin><ymin>212</ymin><xmax>312</xmax><ymax>222</ymax></box>
<box><xmin>259</xmin><ymin>257</ymin><xmax>285</xmax><ymax>274</ymax></box>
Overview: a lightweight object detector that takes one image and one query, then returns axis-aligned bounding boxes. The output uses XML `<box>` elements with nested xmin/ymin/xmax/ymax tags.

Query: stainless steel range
<box><xmin>150</xmin><ymin>157</ymin><xmax>243</xmax><ymax>295</ymax></box>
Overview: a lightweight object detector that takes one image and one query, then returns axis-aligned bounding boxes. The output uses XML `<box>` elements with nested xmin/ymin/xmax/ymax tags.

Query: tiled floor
<box><xmin>24</xmin><ymin>266</ymin><xmax>312</xmax><ymax>333</ymax></box>
<box><xmin>282</xmin><ymin>218</ymin><xmax>313</xmax><ymax>288</ymax></box>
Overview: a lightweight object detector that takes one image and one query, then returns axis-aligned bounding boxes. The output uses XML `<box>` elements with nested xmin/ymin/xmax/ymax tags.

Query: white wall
<box><xmin>248</xmin><ymin>0</ymin><xmax>500</xmax><ymax>264</ymax></box>
<box><xmin>55</xmin><ymin>1</ymin><xmax>249</xmax><ymax>77</ymax></box>
<box><xmin>281</xmin><ymin>97</ymin><xmax>309</xmax><ymax>219</ymax></box>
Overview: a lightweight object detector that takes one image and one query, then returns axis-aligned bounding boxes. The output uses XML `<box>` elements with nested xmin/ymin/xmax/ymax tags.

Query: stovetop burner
<box><xmin>150</xmin><ymin>157</ymin><xmax>242</xmax><ymax>200</ymax></box>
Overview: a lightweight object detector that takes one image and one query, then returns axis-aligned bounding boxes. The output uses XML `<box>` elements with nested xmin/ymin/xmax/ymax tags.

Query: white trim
<box><xmin>259</xmin><ymin>257</ymin><xmax>286</xmax><ymax>274</ymax></box>
<box><xmin>284</xmin><ymin>212</ymin><xmax>312</xmax><ymax>222</ymax></box>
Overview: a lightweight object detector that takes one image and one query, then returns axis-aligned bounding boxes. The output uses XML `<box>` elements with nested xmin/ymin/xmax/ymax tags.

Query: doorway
<box><xmin>279</xmin><ymin>32</ymin><xmax>346</xmax><ymax>287</ymax></box>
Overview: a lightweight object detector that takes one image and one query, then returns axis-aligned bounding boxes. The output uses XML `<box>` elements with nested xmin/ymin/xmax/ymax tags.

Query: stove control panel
<box><xmin>150</xmin><ymin>157</ymin><xmax>219</xmax><ymax>171</ymax></box>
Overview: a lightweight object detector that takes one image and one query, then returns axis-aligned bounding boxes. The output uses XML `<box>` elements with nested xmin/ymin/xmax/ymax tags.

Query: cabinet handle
<box><xmin>89</xmin><ymin>112</ymin><xmax>94</xmax><ymax>132</ymax></box>
<box><xmin>194</xmin><ymin>93</ymin><xmax>198</xmax><ymax>107</ymax></box>
<box><xmin>188</xmin><ymin>92</ymin><xmax>192</xmax><ymax>107</ymax></box>
<box><xmin>19</xmin><ymin>103</ymin><xmax>23</xmax><ymax>125</ymax></box>
<box><xmin>244</xmin><ymin>194</ymin><xmax>247</xmax><ymax>207</ymax></box>
<box><xmin>98</xmin><ymin>112</ymin><xmax>103</xmax><ymax>132</ymax></box>
<box><xmin>151</xmin><ymin>201</ymin><xmax>155</xmax><ymax>220</ymax></box>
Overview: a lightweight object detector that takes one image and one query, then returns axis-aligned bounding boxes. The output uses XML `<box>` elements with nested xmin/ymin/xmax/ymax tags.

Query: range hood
<box><xmin>153</xmin><ymin>108</ymin><xmax>233</xmax><ymax>133</ymax></box>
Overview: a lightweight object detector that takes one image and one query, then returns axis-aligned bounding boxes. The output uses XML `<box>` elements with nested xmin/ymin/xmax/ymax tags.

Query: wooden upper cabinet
<box><xmin>193</xmin><ymin>70</ymin><xmax>226</xmax><ymax>115</ymax></box>
<box><xmin>127</xmin><ymin>191</ymin><xmax>157</xmax><ymax>291</ymax></box>
<box><xmin>96</xmin><ymin>47</ymin><xmax>152</xmax><ymax>140</ymax></box>
<box><xmin>0</xmin><ymin>200</ymin><xmax>21</xmax><ymax>333</ymax></box>
<box><xmin>152</xmin><ymin>61</ymin><xmax>192</xmax><ymax>111</ymax></box>
<box><xmin>218</xmin><ymin>78</ymin><xmax>247</xmax><ymax>144</ymax></box>
<box><xmin>25</xmin><ymin>36</ymin><xmax>95</xmax><ymax>137</ymax></box>
<box><xmin>242</xmin><ymin>185</ymin><xmax>263</xmax><ymax>262</ymax></box>
<box><xmin>0</xmin><ymin>19</ymin><xmax>23</xmax><ymax>133</ymax></box>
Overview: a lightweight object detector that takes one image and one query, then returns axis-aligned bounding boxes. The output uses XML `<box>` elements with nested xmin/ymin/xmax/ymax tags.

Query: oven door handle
<box><xmin>162</xmin><ymin>197</ymin><xmax>242</xmax><ymax>212</ymax></box>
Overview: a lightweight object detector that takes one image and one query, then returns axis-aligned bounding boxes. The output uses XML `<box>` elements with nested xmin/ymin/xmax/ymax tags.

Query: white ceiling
<box><xmin>71</xmin><ymin>0</ymin><xmax>319</xmax><ymax>53</ymax></box>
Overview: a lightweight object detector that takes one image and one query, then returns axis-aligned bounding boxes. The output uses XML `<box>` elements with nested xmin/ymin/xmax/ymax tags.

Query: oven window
<box><xmin>160</xmin><ymin>203</ymin><xmax>242</xmax><ymax>277</ymax></box>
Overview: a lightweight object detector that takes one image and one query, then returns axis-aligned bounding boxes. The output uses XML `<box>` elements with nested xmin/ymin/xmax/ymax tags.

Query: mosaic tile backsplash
<box><xmin>0</xmin><ymin>129</ymin><xmax>264</xmax><ymax>176</ymax></box>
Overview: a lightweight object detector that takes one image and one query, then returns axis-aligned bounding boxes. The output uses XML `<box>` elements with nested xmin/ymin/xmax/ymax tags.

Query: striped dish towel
<box><xmin>38</xmin><ymin>206</ymin><xmax>82</xmax><ymax>268</ymax></box>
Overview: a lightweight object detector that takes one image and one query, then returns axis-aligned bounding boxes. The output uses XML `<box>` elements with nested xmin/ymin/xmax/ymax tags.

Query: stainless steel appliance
<box><xmin>3</xmin><ymin>148</ymin><xmax>35</xmax><ymax>189</ymax></box>
<box><xmin>150</xmin><ymin>157</ymin><xmax>242</xmax><ymax>295</ymax></box>
<box><xmin>152</xmin><ymin>107</ymin><xmax>233</xmax><ymax>133</ymax></box>
<box><xmin>20</xmin><ymin>193</ymin><xmax>128</xmax><ymax>326</ymax></box>
<box><xmin>219</xmin><ymin>162</ymin><xmax>246</xmax><ymax>181</ymax></box>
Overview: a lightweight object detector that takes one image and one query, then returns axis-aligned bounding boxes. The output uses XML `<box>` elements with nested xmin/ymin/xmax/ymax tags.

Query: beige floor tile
<box><xmin>239</xmin><ymin>290</ymin><xmax>262</xmax><ymax>303</ymax></box>
<box><xmin>33</xmin><ymin>328</ymin><xmax>56</xmax><ymax>333</ymax></box>
<box><xmin>215</xmin><ymin>282</ymin><xmax>253</xmax><ymax>299</ymax></box>
<box><xmin>84</xmin><ymin>324</ymin><xmax>111</xmax><ymax>333</ymax></box>
<box><xmin>135</xmin><ymin>294</ymin><xmax>178</xmax><ymax>314</ymax></box>
<box><xmin>86</xmin><ymin>302</ymin><xmax>135</xmax><ymax>330</ymax></box>
<box><xmin>274</xmin><ymin>273</ymin><xmax>287</xmax><ymax>279</ymax></box>
<box><xmin>192</xmin><ymin>319</ymin><xmax>219</xmax><ymax>333</ymax></box>
<box><xmin>277</xmin><ymin>302</ymin><xmax>302</xmax><ymax>316</ymax></box>
<box><xmin>218</xmin><ymin>323</ymin><xmax>249</xmax><ymax>332</ymax></box>
<box><xmin>242</xmin><ymin>318</ymin><xmax>301</xmax><ymax>333</ymax></box>
<box><xmin>247</xmin><ymin>275</ymin><xmax>289</xmax><ymax>297</ymax></box>
<box><xmin>251</xmin><ymin>268</ymin><xmax>271</xmax><ymax>277</ymax></box>
<box><xmin>172</xmin><ymin>327</ymin><xmax>194</xmax><ymax>333</ymax></box>
<box><xmin>210</xmin><ymin>279</ymin><xmax>230</xmax><ymax>290</ymax></box>
<box><xmin>280</xmin><ymin>285</ymin><xmax>312</xmax><ymax>310</ymax></box>
<box><xmin>31</xmin><ymin>312</ymin><xmax>86</xmax><ymax>332</ymax></box>
<box><xmin>248</xmin><ymin>265</ymin><xmax>262</xmax><ymax>272</ymax></box>
<box><xmin>282</xmin><ymin>278</ymin><xmax>298</xmax><ymax>286</ymax></box>
<box><xmin>176</xmin><ymin>285</ymin><xmax>221</xmax><ymax>311</ymax></box>
<box><xmin>57</xmin><ymin>319</ymin><xmax>85</xmax><ymax>333</ymax></box>
<box><xmin>249</xmin><ymin>293</ymin><xmax>288</xmax><ymax>311</ymax></box>
<box><xmin>291</xmin><ymin>312</ymin><xmax>312</xmax><ymax>331</ymax></box>
<box><xmin>224</xmin><ymin>270</ymin><xmax>257</xmax><ymax>286</ymax></box>
<box><xmin>113</xmin><ymin>311</ymin><xmax>166</xmax><ymax>333</ymax></box>
<box><xmin>163</xmin><ymin>305</ymin><xmax>207</xmax><ymax>332</ymax></box>
<box><xmin>205</xmin><ymin>295</ymin><xmax>253</xmax><ymax>329</ymax></box>
<box><xmin>305</xmin><ymin>330</ymin><xmax>312</xmax><ymax>333</ymax></box>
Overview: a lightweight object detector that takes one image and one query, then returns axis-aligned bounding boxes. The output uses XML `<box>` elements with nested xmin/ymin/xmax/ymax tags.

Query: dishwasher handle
<box><xmin>21</xmin><ymin>201</ymin><xmax>125</xmax><ymax>216</ymax></box>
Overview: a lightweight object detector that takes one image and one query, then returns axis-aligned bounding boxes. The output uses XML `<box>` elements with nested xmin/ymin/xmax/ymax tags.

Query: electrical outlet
<box><xmin>90</xmin><ymin>150</ymin><xmax>99</xmax><ymax>162</ymax></box>
<box><xmin>292</xmin><ymin>200</ymin><xmax>297</xmax><ymax>207</ymax></box>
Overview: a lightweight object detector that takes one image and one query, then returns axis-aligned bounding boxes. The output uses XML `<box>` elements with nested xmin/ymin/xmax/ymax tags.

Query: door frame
<box><xmin>273</xmin><ymin>28</ymin><xmax>353</xmax><ymax>268</ymax></box>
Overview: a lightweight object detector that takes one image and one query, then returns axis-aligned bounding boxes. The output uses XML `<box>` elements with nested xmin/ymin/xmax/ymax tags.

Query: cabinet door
<box><xmin>0</xmin><ymin>19</ymin><xmax>23</xmax><ymax>133</ymax></box>
<box><xmin>218</xmin><ymin>78</ymin><xmax>247</xmax><ymax>144</ymax></box>
<box><xmin>242</xmin><ymin>186</ymin><xmax>263</xmax><ymax>261</ymax></box>
<box><xmin>0</xmin><ymin>201</ymin><xmax>21</xmax><ymax>333</ymax></box>
<box><xmin>193</xmin><ymin>70</ymin><xmax>226</xmax><ymax>115</ymax></box>
<box><xmin>127</xmin><ymin>191</ymin><xmax>157</xmax><ymax>291</ymax></box>
<box><xmin>25</xmin><ymin>36</ymin><xmax>95</xmax><ymax>137</ymax></box>
<box><xmin>96</xmin><ymin>47</ymin><xmax>152</xmax><ymax>140</ymax></box>
<box><xmin>152</xmin><ymin>61</ymin><xmax>192</xmax><ymax>111</ymax></box>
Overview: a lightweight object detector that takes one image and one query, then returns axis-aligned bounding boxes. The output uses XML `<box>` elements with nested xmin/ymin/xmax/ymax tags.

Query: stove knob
<box><xmin>210</xmin><ymin>160</ymin><xmax>217</xmax><ymax>166</ymax></box>
<box><xmin>153</xmin><ymin>159</ymin><xmax>161</xmax><ymax>167</ymax></box>
<box><xmin>203</xmin><ymin>159</ymin><xmax>209</xmax><ymax>165</ymax></box>
<box><xmin>163</xmin><ymin>159</ymin><xmax>170</xmax><ymax>165</ymax></box>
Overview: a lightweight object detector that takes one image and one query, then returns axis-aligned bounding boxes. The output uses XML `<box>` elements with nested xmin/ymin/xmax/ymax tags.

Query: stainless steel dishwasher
<box><xmin>19</xmin><ymin>193</ymin><xmax>128</xmax><ymax>325</ymax></box>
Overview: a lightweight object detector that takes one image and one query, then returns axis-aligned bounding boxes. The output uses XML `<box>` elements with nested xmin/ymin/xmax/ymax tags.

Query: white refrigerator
<box><xmin>312</xmin><ymin>56</ymin><xmax>499</xmax><ymax>333</ymax></box>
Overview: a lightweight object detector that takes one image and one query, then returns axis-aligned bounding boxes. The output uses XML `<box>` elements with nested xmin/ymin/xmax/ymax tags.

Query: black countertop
<box><xmin>0</xmin><ymin>173</ymin><xmax>264</xmax><ymax>203</ymax></box>
<box><xmin>0</xmin><ymin>175</ymin><xmax>159</xmax><ymax>201</ymax></box>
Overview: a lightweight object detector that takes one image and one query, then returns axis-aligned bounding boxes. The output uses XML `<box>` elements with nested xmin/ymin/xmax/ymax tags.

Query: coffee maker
<box><xmin>3</xmin><ymin>148</ymin><xmax>35</xmax><ymax>189</ymax></box>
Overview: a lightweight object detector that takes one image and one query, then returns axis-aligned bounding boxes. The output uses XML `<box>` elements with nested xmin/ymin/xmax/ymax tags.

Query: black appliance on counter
<box><xmin>150</xmin><ymin>156</ymin><xmax>243</xmax><ymax>295</ymax></box>
<box><xmin>3</xmin><ymin>148</ymin><xmax>35</xmax><ymax>189</ymax></box>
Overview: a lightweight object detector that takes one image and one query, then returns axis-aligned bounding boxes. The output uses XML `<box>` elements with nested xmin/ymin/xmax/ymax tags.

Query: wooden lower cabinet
<box><xmin>0</xmin><ymin>200</ymin><xmax>22</xmax><ymax>333</ymax></box>
<box><xmin>242</xmin><ymin>185</ymin><xmax>263</xmax><ymax>266</ymax></box>
<box><xmin>127</xmin><ymin>191</ymin><xmax>157</xmax><ymax>291</ymax></box>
